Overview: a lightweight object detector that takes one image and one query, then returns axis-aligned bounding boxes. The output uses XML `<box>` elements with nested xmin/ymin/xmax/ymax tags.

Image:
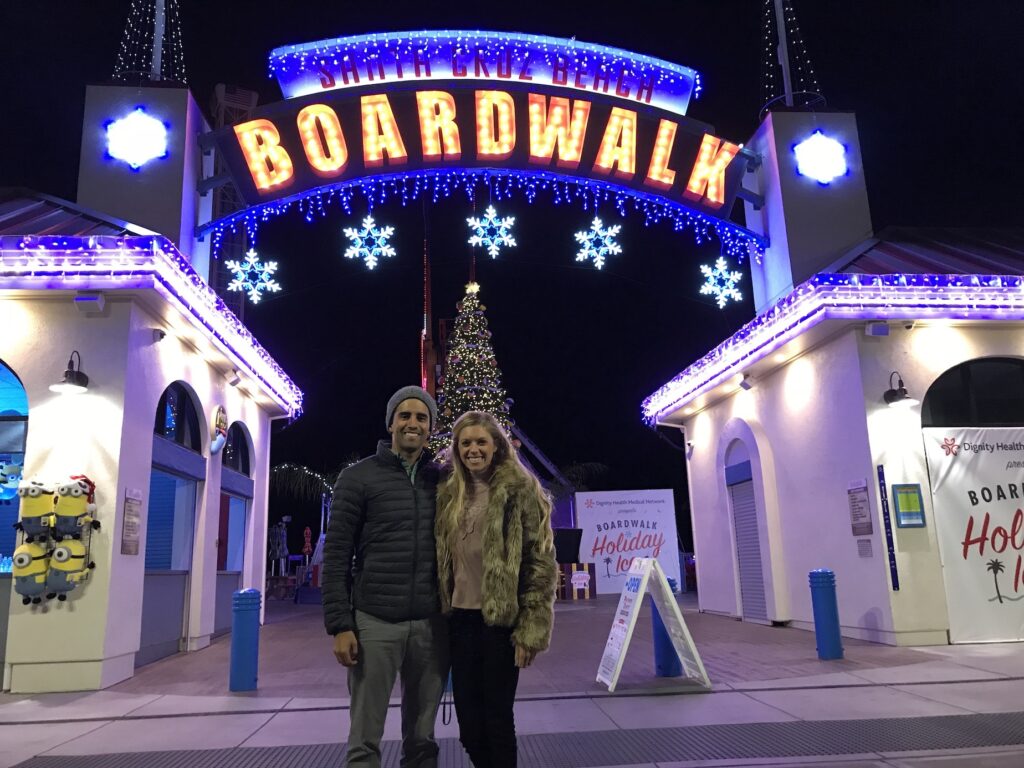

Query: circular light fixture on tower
<box><xmin>793</xmin><ymin>131</ymin><xmax>848</xmax><ymax>185</ymax></box>
<box><xmin>105</xmin><ymin>107</ymin><xmax>169</xmax><ymax>170</ymax></box>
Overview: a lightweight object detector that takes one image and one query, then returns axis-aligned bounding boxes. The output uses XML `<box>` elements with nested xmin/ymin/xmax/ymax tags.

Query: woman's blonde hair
<box><xmin>439</xmin><ymin>411</ymin><xmax>550</xmax><ymax>525</ymax></box>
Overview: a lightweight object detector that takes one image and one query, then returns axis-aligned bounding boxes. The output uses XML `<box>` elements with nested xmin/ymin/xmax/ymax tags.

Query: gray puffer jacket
<box><xmin>322</xmin><ymin>441</ymin><xmax>441</xmax><ymax>636</ymax></box>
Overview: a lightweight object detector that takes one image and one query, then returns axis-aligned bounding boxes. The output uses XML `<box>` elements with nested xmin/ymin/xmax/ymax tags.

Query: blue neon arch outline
<box><xmin>268</xmin><ymin>29</ymin><xmax>702</xmax><ymax>109</ymax></box>
<box><xmin>200</xmin><ymin>167</ymin><xmax>767</xmax><ymax>261</ymax></box>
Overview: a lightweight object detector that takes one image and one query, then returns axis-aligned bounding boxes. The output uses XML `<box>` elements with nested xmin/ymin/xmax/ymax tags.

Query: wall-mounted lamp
<box><xmin>883</xmin><ymin>371</ymin><xmax>919</xmax><ymax>408</ymax></box>
<box><xmin>228</xmin><ymin>369</ymin><xmax>241</xmax><ymax>387</ymax></box>
<box><xmin>49</xmin><ymin>351</ymin><xmax>89</xmax><ymax>394</ymax></box>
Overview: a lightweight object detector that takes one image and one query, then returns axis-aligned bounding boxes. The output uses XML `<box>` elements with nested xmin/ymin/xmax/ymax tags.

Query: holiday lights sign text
<box><xmin>924</xmin><ymin>427</ymin><xmax>1024</xmax><ymax>643</ymax></box>
<box><xmin>213</xmin><ymin>84</ymin><xmax>745</xmax><ymax>219</ymax></box>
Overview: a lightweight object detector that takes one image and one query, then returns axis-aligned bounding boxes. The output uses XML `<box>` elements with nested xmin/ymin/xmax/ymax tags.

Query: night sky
<box><xmin>5</xmin><ymin>2</ymin><xmax>1022</xmax><ymax>546</ymax></box>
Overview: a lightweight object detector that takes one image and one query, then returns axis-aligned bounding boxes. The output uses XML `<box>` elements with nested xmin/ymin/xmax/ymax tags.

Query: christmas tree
<box><xmin>430</xmin><ymin>282</ymin><xmax>514</xmax><ymax>455</ymax></box>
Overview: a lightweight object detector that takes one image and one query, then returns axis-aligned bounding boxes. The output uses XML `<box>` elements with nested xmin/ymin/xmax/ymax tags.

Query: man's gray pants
<box><xmin>347</xmin><ymin>610</ymin><xmax>450</xmax><ymax>767</ymax></box>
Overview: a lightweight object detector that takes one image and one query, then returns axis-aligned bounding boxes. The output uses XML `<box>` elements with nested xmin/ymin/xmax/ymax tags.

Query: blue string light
<box><xmin>205</xmin><ymin>168</ymin><xmax>765</xmax><ymax>264</ymax></box>
<box><xmin>643</xmin><ymin>272</ymin><xmax>1024</xmax><ymax>424</ymax></box>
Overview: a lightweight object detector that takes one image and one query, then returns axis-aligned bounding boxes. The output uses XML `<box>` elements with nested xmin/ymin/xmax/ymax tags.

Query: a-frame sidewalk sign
<box><xmin>596</xmin><ymin>557</ymin><xmax>712</xmax><ymax>692</ymax></box>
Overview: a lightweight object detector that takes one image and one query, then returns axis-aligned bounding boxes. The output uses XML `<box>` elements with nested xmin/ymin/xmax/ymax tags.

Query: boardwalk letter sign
<box><xmin>205</xmin><ymin>31</ymin><xmax>751</xmax><ymax>227</ymax></box>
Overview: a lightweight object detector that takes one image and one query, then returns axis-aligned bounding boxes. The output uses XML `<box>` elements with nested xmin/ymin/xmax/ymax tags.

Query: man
<box><xmin>323</xmin><ymin>386</ymin><xmax>448</xmax><ymax>768</ymax></box>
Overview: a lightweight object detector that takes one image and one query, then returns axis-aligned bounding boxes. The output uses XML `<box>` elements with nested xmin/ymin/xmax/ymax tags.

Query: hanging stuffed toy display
<box><xmin>53</xmin><ymin>475</ymin><xmax>100</xmax><ymax>541</ymax></box>
<box><xmin>12</xmin><ymin>541</ymin><xmax>50</xmax><ymax>605</ymax></box>
<box><xmin>47</xmin><ymin>539</ymin><xmax>94</xmax><ymax>601</ymax></box>
<box><xmin>13</xmin><ymin>472</ymin><xmax>101</xmax><ymax>606</ymax></box>
<box><xmin>15</xmin><ymin>479</ymin><xmax>55</xmax><ymax>542</ymax></box>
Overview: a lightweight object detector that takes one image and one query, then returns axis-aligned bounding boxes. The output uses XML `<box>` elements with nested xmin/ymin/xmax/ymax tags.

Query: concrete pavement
<box><xmin>2</xmin><ymin>595</ymin><xmax>1023</xmax><ymax>767</ymax></box>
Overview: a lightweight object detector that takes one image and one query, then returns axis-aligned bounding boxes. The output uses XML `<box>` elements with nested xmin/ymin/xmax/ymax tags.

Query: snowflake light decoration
<box><xmin>699</xmin><ymin>256</ymin><xmax>743</xmax><ymax>308</ymax></box>
<box><xmin>105</xmin><ymin>107</ymin><xmax>169</xmax><ymax>170</ymax></box>
<box><xmin>225</xmin><ymin>248</ymin><xmax>281</xmax><ymax>304</ymax></box>
<box><xmin>574</xmin><ymin>217</ymin><xmax>622</xmax><ymax>270</ymax></box>
<box><xmin>793</xmin><ymin>131</ymin><xmax>848</xmax><ymax>185</ymax></box>
<box><xmin>466</xmin><ymin>205</ymin><xmax>516</xmax><ymax>258</ymax></box>
<box><xmin>343</xmin><ymin>215</ymin><xmax>396</xmax><ymax>270</ymax></box>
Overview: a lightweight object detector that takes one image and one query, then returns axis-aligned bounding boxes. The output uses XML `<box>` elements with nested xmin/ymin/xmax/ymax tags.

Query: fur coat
<box><xmin>436</xmin><ymin>462</ymin><xmax>558</xmax><ymax>652</ymax></box>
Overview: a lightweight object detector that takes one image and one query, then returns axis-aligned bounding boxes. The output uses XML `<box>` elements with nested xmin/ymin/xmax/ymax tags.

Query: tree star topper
<box><xmin>574</xmin><ymin>217</ymin><xmax>622</xmax><ymax>270</ymax></box>
<box><xmin>466</xmin><ymin>205</ymin><xmax>516</xmax><ymax>258</ymax></box>
<box><xmin>699</xmin><ymin>256</ymin><xmax>743</xmax><ymax>308</ymax></box>
<box><xmin>343</xmin><ymin>215</ymin><xmax>396</xmax><ymax>270</ymax></box>
<box><xmin>225</xmin><ymin>248</ymin><xmax>281</xmax><ymax>304</ymax></box>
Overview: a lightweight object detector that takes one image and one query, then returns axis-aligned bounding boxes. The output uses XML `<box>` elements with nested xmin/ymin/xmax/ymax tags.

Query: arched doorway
<box><xmin>724</xmin><ymin>438</ymin><xmax>769</xmax><ymax>623</ymax></box>
<box><xmin>921</xmin><ymin>357</ymin><xmax>1024</xmax><ymax>643</ymax></box>
<box><xmin>138</xmin><ymin>381</ymin><xmax>207</xmax><ymax>666</ymax></box>
<box><xmin>922</xmin><ymin>357</ymin><xmax>1024</xmax><ymax>428</ymax></box>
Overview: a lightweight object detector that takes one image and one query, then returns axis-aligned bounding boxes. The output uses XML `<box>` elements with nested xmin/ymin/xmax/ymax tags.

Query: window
<box><xmin>223</xmin><ymin>423</ymin><xmax>250</xmax><ymax>476</ymax></box>
<box><xmin>0</xmin><ymin>360</ymin><xmax>28</xmax><ymax>559</ymax></box>
<box><xmin>218</xmin><ymin>495</ymin><xmax>247</xmax><ymax>571</ymax></box>
<box><xmin>154</xmin><ymin>382</ymin><xmax>202</xmax><ymax>451</ymax></box>
<box><xmin>922</xmin><ymin>358</ymin><xmax>1024</xmax><ymax>427</ymax></box>
<box><xmin>145</xmin><ymin>468</ymin><xmax>197</xmax><ymax>571</ymax></box>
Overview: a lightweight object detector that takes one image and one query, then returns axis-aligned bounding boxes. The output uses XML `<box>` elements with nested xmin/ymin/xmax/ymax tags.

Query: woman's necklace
<box><xmin>460</xmin><ymin>482</ymin><xmax>488</xmax><ymax>539</ymax></box>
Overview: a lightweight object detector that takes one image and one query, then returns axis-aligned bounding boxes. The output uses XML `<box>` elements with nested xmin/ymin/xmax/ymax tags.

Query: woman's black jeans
<box><xmin>450</xmin><ymin>609</ymin><xmax>520</xmax><ymax>767</ymax></box>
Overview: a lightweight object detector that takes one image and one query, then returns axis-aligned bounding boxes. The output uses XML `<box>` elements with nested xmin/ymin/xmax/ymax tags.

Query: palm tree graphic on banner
<box><xmin>986</xmin><ymin>559</ymin><xmax>1024</xmax><ymax>603</ymax></box>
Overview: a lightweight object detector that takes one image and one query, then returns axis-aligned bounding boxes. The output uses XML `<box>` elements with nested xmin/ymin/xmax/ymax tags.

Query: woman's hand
<box><xmin>514</xmin><ymin>644</ymin><xmax>538</xmax><ymax>668</ymax></box>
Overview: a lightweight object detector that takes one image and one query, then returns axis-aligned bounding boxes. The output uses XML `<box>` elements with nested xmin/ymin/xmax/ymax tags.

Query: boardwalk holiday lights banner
<box><xmin>576</xmin><ymin>489</ymin><xmax>681</xmax><ymax>595</ymax></box>
<box><xmin>923</xmin><ymin>428</ymin><xmax>1024</xmax><ymax>643</ymax></box>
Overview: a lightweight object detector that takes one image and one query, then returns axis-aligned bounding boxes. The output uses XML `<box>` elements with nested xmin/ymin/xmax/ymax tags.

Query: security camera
<box><xmin>152</xmin><ymin>329</ymin><xmax>167</xmax><ymax>342</ymax></box>
<box><xmin>904</xmin><ymin>321</ymin><xmax>916</xmax><ymax>330</ymax></box>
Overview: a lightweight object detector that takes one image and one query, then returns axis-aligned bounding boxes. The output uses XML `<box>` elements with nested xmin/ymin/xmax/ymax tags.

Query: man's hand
<box><xmin>514</xmin><ymin>644</ymin><xmax>537</xmax><ymax>668</ymax></box>
<box><xmin>333</xmin><ymin>631</ymin><xmax>359</xmax><ymax>666</ymax></box>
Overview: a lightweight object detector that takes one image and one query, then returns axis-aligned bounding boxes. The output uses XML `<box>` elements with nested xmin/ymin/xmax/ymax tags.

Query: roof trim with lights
<box><xmin>0</xmin><ymin>235</ymin><xmax>303</xmax><ymax>418</ymax></box>
<box><xmin>642</xmin><ymin>273</ymin><xmax>1024</xmax><ymax>425</ymax></box>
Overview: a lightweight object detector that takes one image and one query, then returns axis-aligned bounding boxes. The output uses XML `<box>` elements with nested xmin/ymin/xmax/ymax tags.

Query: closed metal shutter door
<box><xmin>730</xmin><ymin>480</ymin><xmax>768</xmax><ymax>623</ymax></box>
<box><xmin>145</xmin><ymin>472</ymin><xmax>177</xmax><ymax>570</ymax></box>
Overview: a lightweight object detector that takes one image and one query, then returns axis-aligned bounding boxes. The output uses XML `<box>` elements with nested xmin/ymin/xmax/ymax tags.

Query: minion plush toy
<box><xmin>15</xmin><ymin>479</ymin><xmax>55</xmax><ymax>542</ymax></box>
<box><xmin>12</xmin><ymin>541</ymin><xmax>50</xmax><ymax>605</ymax></box>
<box><xmin>53</xmin><ymin>475</ymin><xmax>99</xmax><ymax>541</ymax></box>
<box><xmin>47</xmin><ymin>539</ymin><xmax>93</xmax><ymax>601</ymax></box>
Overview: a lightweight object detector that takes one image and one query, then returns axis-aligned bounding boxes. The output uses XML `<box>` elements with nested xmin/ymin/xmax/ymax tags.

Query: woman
<box><xmin>436</xmin><ymin>411</ymin><xmax>557</xmax><ymax>768</ymax></box>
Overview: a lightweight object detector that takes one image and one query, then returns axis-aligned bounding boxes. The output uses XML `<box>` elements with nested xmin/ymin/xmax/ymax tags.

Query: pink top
<box><xmin>452</xmin><ymin>478</ymin><xmax>490</xmax><ymax>610</ymax></box>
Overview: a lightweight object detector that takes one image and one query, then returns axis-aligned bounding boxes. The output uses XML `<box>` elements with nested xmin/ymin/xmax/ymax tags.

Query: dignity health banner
<box><xmin>576</xmin><ymin>489</ymin><xmax>681</xmax><ymax>595</ymax></box>
<box><xmin>923</xmin><ymin>428</ymin><xmax>1024</xmax><ymax>643</ymax></box>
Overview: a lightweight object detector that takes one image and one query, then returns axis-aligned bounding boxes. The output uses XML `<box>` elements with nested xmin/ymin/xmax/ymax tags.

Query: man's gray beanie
<box><xmin>386</xmin><ymin>386</ymin><xmax>438</xmax><ymax>430</ymax></box>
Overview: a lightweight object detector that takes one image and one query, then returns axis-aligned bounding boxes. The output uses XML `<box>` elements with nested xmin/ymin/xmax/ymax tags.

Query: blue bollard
<box><xmin>229</xmin><ymin>588</ymin><xmax>261</xmax><ymax>691</ymax></box>
<box><xmin>651</xmin><ymin>578</ymin><xmax>683</xmax><ymax>677</ymax></box>
<box><xmin>808</xmin><ymin>569</ymin><xmax>843</xmax><ymax>660</ymax></box>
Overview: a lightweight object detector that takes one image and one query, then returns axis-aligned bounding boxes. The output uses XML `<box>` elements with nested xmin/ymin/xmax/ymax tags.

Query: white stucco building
<box><xmin>0</xmin><ymin>80</ymin><xmax>302</xmax><ymax>693</ymax></box>
<box><xmin>644</xmin><ymin>111</ymin><xmax>1024</xmax><ymax>646</ymax></box>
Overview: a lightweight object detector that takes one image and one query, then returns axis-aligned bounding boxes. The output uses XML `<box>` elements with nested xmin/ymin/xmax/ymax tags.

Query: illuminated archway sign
<box><xmin>201</xmin><ymin>31</ymin><xmax>765</xmax><ymax>257</ymax></box>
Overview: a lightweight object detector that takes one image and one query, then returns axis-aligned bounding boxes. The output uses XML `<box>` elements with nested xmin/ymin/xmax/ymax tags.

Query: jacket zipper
<box><xmin>409</xmin><ymin>463</ymin><xmax>419</xmax><ymax>615</ymax></box>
